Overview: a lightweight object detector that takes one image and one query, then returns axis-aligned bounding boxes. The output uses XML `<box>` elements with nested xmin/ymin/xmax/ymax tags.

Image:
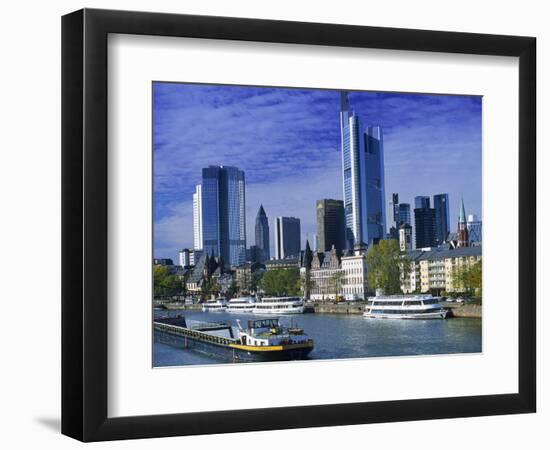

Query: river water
<box><xmin>153</xmin><ymin>309</ymin><xmax>481</xmax><ymax>367</ymax></box>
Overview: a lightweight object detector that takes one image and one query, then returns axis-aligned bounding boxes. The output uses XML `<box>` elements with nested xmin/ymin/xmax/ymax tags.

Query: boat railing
<box><xmin>154</xmin><ymin>321</ymin><xmax>238</xmax><ymax>345</ymax></box>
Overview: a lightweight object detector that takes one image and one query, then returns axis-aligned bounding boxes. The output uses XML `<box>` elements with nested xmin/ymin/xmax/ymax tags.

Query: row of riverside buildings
<box><xmin>158</xmin><ymin>90</ymin><xmax>481</xmax><ymax>300</ymax></box>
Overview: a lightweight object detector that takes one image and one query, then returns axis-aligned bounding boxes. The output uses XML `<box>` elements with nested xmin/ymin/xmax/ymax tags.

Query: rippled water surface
<box><xmin>153</xmin><ymin>309</ymin><xmax>481</xmax><ymax>367</ymax></box>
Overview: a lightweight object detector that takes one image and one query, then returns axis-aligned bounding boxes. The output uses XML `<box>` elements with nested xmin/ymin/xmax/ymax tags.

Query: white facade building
<box><xmin>178</xmin><ymin>248</ymin><xmax>190</xmax><ymax>267</ymax></box>
<box><xmin>341</xmin><ymin>254</ymin><xmax>368</xmax><ymax>300</ymax></box>
<box><xmin>193</xmin><ymin>183</ymin><xmax>203</xmax><ymax>251</ymax></box>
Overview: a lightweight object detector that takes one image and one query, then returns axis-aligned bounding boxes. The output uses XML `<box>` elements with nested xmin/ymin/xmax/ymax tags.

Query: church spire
<box><xmin>459</xmin><ymin>196</ymin><xmax>467</xmax><ymax>224</ymax></box>
<box><xmin>457</xmin><ymin>197</ymin><xmax>469</xmax><ymax>247</ymax></box>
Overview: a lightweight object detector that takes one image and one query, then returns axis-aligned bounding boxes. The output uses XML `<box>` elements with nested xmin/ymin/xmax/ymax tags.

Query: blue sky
<box><xmin>153</xmin><ymin>82</ymin><xmax>482</xmax><ymax>262</ymax></box>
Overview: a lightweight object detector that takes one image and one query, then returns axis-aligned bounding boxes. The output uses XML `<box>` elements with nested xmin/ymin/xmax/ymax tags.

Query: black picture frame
<box><xmin>62</xmin><ymin>8</ymin><xmax>536</xmax><ymax>442</ymax></box>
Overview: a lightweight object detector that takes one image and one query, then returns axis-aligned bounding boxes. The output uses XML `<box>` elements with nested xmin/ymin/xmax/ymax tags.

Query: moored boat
<box><xmin>226</xmin><ymin>296</ymin><xmax>256</xmax><ymax>313</ymax></box>
<box><xmin>253</xmin><ymin>296</ymin><xmax>305</xmax><ymax>314</ymax></box>
<box><xmin>154</xmin><ymin>316</ymin><xmax>314</xmax><ymax>362</ymax></box>
<box><xmin>363</xmin><ymin>294</ymin><xmax>447</xmax><ymax>319</ymax></box>
<box><xmin>201</xmin><ymin>297</ymin><xmax>228</xmax><ymax>312</ymax></box>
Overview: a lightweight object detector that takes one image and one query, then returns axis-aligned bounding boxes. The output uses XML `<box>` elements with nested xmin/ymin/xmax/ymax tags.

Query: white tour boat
<box><xmin>201</xmin><ymin>298</ymin><xmax>228</xmax><ymax>312</ymax></box>
<box><xmin>253</xmin><ymin>296</ymin><xmax>305</xmax><ymax>315</ymax></box>
<box><xmin>363</xmin><ymin>294</ymin><xmax>447</xmax><ymax>319</ymax></box>
<box><xmin>226</xmin><ymin>296</ymin><xmax>257</xmax><ymax>313</ymax></box>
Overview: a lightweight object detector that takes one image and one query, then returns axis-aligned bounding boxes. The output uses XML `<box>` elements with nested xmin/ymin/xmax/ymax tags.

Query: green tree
<box><xmin>260</xmin><ymin>268</ymin><xmax>301</xmax><ymax>296</ymax></box>
<box><xmin>366</xmin><ymin>239</ymin><xmax>403</xmax><ymax>294</ymax></box>
<box><xmin>329</xmin><ymin>271</ymin><xmax>345</xmax><ymax>299</ymax></box>
<box><xmin>226</xmin><ymin>278</ymin><xmax>238</xmax><ymax>299</ymax></box>
<box><xmin>301</xmin><ymin>269</ymin><xmax>315</xmax><ymax>300</ymax></box>
<box><xmin>250</xmin><ymin>270</ymin><xmax>264</xmax><ymax>294</ymax></box>
<box><xmin>153</xmin><ymin>265</ymin><xmax>182</xmax><ymax>297</ymax></box>
<box><xmin>452</xmin><ymin>259</ymin><xmax>482</xmax><ymax>298</ymax></box>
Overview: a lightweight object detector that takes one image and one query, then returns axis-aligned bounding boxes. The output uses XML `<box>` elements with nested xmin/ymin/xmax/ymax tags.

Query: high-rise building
<box><xmin>274</xmin><ymin>216</ymin><xmax>301</xmax><ymax>259</ymax></box>
<box><xmin>391</xmin><ymin>193</ymin><xmax>400</xmax><ymax>224</ymax></box>
<box><xmin>415</xmin><ymin>196</ymin><xmax>430</xmax><ymax>209</ymax></box>
<box><xmin>389</xmin><ymin>194</ymin><xmax>411</xmax><ymax>240</ymax></box>
<box><xmin>340</xmin><ymin>91</ymin><xmax>386</xmax><ymax>249</ymax></box>
<box><xmin>398</xmin><ymin>223</ymin><xmax>413</xmax><ymax>252</ymax></box>
<box><xmin>316</xmin><ymin>199</ymin><xmax>345</xmax><ymax>254</ymax></box>
<box><xmin>433</xmin><ymin>193</ymin><xmax>450</xmax><ymax>244</ymax></box>
<box><xmin>178</xmin><ymin>248</ymin><xmax>191</xmax><ymax>267</ymax></box>
<box><xmin>199</xmin><ymin>165</ymin><xmax>247</xmax><ymax>267</ymax></box>
<box><xmin>414</xmin><ymin>207</ymin><xmax>436</xmax><ymax>249</ymax></box>
<box><xmin>467</xmin><ymin>214</ymin><xmax>482</xmax><ymax>245</ymax></box>
<box><xmin>457</xmin><ymin>198</ymin><xmax>469</xmax><ymax>247</ymax></box>
<box><xmin>189</xmin><ymin>249</ymin><xmax>201</xmax><ymax>266</ymax></box>
<box><xmin>397</xmin><ymin>203</ymin><xmax>411</xmax><ymax>226</ymax></box>
<box><xmin>312</xmin><ymin>233</ymin><xmax>319</xmax><ymax>252</ymax></box>
<box><xmin>193</xmin><ymin>184</ymin><xmax>203</xmax><ymax>250</ymax></box>
<box><xmin>254</xmin><ymin>204</ymin><xmax>270</xmax><ymax>262</ymax></box>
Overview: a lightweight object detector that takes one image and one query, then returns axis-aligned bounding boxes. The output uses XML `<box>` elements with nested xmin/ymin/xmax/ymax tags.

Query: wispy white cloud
<box><xmin>153</xmin><ymin>83</ymin><xmax>482</xmax><ymax>261</ymax></box>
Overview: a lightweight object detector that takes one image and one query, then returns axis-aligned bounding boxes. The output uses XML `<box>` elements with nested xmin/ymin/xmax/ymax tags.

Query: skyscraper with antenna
<box><xmin>339</xmin><ymin>91</ymin><xmax>386</xmax><ymax>249</ymax></box>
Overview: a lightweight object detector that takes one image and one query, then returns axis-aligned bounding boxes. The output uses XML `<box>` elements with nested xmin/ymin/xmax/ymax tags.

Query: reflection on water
<box><xmin>153</xmin><ymin>309</ymin><xmax>481</xmax><ymax>367</ymax></box>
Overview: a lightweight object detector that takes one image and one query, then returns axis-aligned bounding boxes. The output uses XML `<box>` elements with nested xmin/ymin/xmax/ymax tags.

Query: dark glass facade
<box><xmin>201</xmin><ymin>165</ymin><xmax>246</xmax><ymax>267</ymax></box>
<box><xmin>316</xmin><ymin>199</ymin><xmax>345</xmax><ymax>254</ymax></box>
<box><xmin>254</xmin><ymin>205</ymin><xmax>270</xmax><ymax>262</ymax></box>
<box><xmin>398</xmin><ymin>203</ymin><xmax>411</xmax><ymax>226</ymax></box>
<box><xmin>275</xmin><ymin>216</ymin><xmax>301</xmax><ymax>259</ymax></box>
<box><xmin>414</xmin><ymin>207</ymin><xmax>436</xmax><ymax>249</ymax></box>
<box><xmin>433</xmin><ymin>193</ymin><xmax>450</xmax><ymax>244</ymax></box>
<box><xmin>415</xmin><ymin>196</ymin><xmax>430</xmax><ymax>209</ymax></box>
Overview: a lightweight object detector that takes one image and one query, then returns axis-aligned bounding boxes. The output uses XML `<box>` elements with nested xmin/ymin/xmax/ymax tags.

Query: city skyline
<box><xmin>154</xmin><ymin>82</ymin><xmax>482</xmax><ymax>262</ymax></box>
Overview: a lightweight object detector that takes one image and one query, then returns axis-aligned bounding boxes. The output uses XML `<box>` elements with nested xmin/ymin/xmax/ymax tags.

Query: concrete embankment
<box><xmin>443</xmin><ymin>304</ymin><xmax>482</xmax><ymax>318</ymax></box>
<box><xmin>310</xmin><ymin>301</ymin><xmax>482</xmax><ymax>318</ymax></box>
<box><xmin>155</xmin><ymin>302</ymin><xmax>202</xmax><ymax>311</ymax></box>
<box><xmin>307</xmin><ymin>302</ymin><xmax>366</xmax><ymax>314</ymax></box>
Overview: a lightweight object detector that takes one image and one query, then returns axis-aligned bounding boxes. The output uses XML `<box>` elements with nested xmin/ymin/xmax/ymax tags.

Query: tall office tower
<box><xmin>316</xmin><ymin>199</ymin><xmax>345</xmax><ymax>254</ymax></box>
<box><xmin>414</xmin><ymin>207</ymin><xmax>436</xmax><ymax>249</ymax></box>
<box><xmin>457</xmin><ymin>198</ymin><xmax>469</xmax><ymax>247</ymax></box>
<box><xmin>415</xmin><ymin>196</ymin><xmax>430</xmax><ymax>209</ymax></box>
<box><xmin>340</xmin><ymin>91</ymin><xmax>386</xmax><ymax>249</ymax></box>
<box><xmin>192</xmin><ymin>184</ymin><xmax>203</xmax><ymax>250</ymax></box>
<box><xmin>178</xmin><ymin>248</ymin><xmax>190</xmax><ymax>267</ymax></box>
<box><xmin>391</xmin><ymin>193</ymin><xmax>400</xmax><ymax>224</ymax></box>
<box><xmin>254</xmin><ymin>204</ymin><xmax>270</xmax><ymax>262</ymax></box>
<box><xmin>200</xmin><ymin>165</ymin><xmax>247</xmax><ymax>267</ymax></box>
<box><xmin>397</xmin><ymin>203</ymin><xmax>411</xmax><ymax>226</ymax></box>
<box><xmin>467</xmin><ymin>214</ymin><xmax>482</xmax><ymax>245</ymax></box>
<box><xmin>433</xmin><ymin>193</ymin><xmax>450</xmax><ymax>245</ymax></box>
<box><xmin>274</xmin><ymin>216</ymin><xmax>301</xmax><ymax>259</ymax></box>
<box><xmin>312</xmin><ymin>233</ymin><xmax>319</xmax><ymax>252</ymax></box>
<box><xmin>398</xmin><ymin>223</ymin><xmax>413</xmax><ymax>252</ymax></box>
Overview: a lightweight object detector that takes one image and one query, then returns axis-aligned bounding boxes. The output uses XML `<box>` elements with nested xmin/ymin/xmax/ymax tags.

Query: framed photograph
<box><xmin>62</xmin><ymin>8</ymin><xmax>536</xmax><ymax>441</ymax></box>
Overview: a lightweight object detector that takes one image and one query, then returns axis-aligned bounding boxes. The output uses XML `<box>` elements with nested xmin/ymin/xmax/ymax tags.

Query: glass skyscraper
<box><xmin>433</xmin><ymin>193</ymin><xmax>450</xmax><ymax>244</ymax></box>
<box><xmin>316</xmin><ymin>199</ymin><xmax>345</xmax><ymax>254</ymax></box>
<box><xmin>467</xmin><ymin>214</ymin><xmax>482</xmax><ymax>245</ymax></box>
<box><xmin>340</xmin><ymin>92</ymin><xmax>386</xmax><ymax>249</ymax></box>
<box><xmin>398</xmin><ymin>203</ymin><xmax>411</xmax><ymax>226</ymax></box>
<box><xmin>415</xmin><ymin>196</ymin><xmax>430</xmax><ymax>209</ymax></box>
<box><xmin>274</xmin><ymin>216</ymin><xmax>301</xmax><ymax>259</ymax></box>
<box><xmin>254</xmin><ymin>204</ymin><xmax>270</xmax><ymax>262</ymax></box>
<box><xmin>414</xmin><ymin>207</ymin><xmax>436</xmax><ymax>249</ymax></box>
<box><xmin>199</xmin><ymin>165</ymin><xmax>246</xmax><ymax>267</ymax></box>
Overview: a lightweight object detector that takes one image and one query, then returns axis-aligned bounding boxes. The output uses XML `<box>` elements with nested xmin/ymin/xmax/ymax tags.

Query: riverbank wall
<box><xmin>154</xmin><ymin>300</ymin><xmax>481</xmax><ymax>318</ymax></box>
<box><xmin>444</xmin><ymin>304</ymin><xmax>482</xmax><ymax>318</ymax></box>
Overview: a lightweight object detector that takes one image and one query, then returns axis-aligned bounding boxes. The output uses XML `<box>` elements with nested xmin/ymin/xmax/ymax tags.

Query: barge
<box><xmin>154</xmin><ymin>316</ymin><xmax>314</xmax><ymax>362</ymax></box>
